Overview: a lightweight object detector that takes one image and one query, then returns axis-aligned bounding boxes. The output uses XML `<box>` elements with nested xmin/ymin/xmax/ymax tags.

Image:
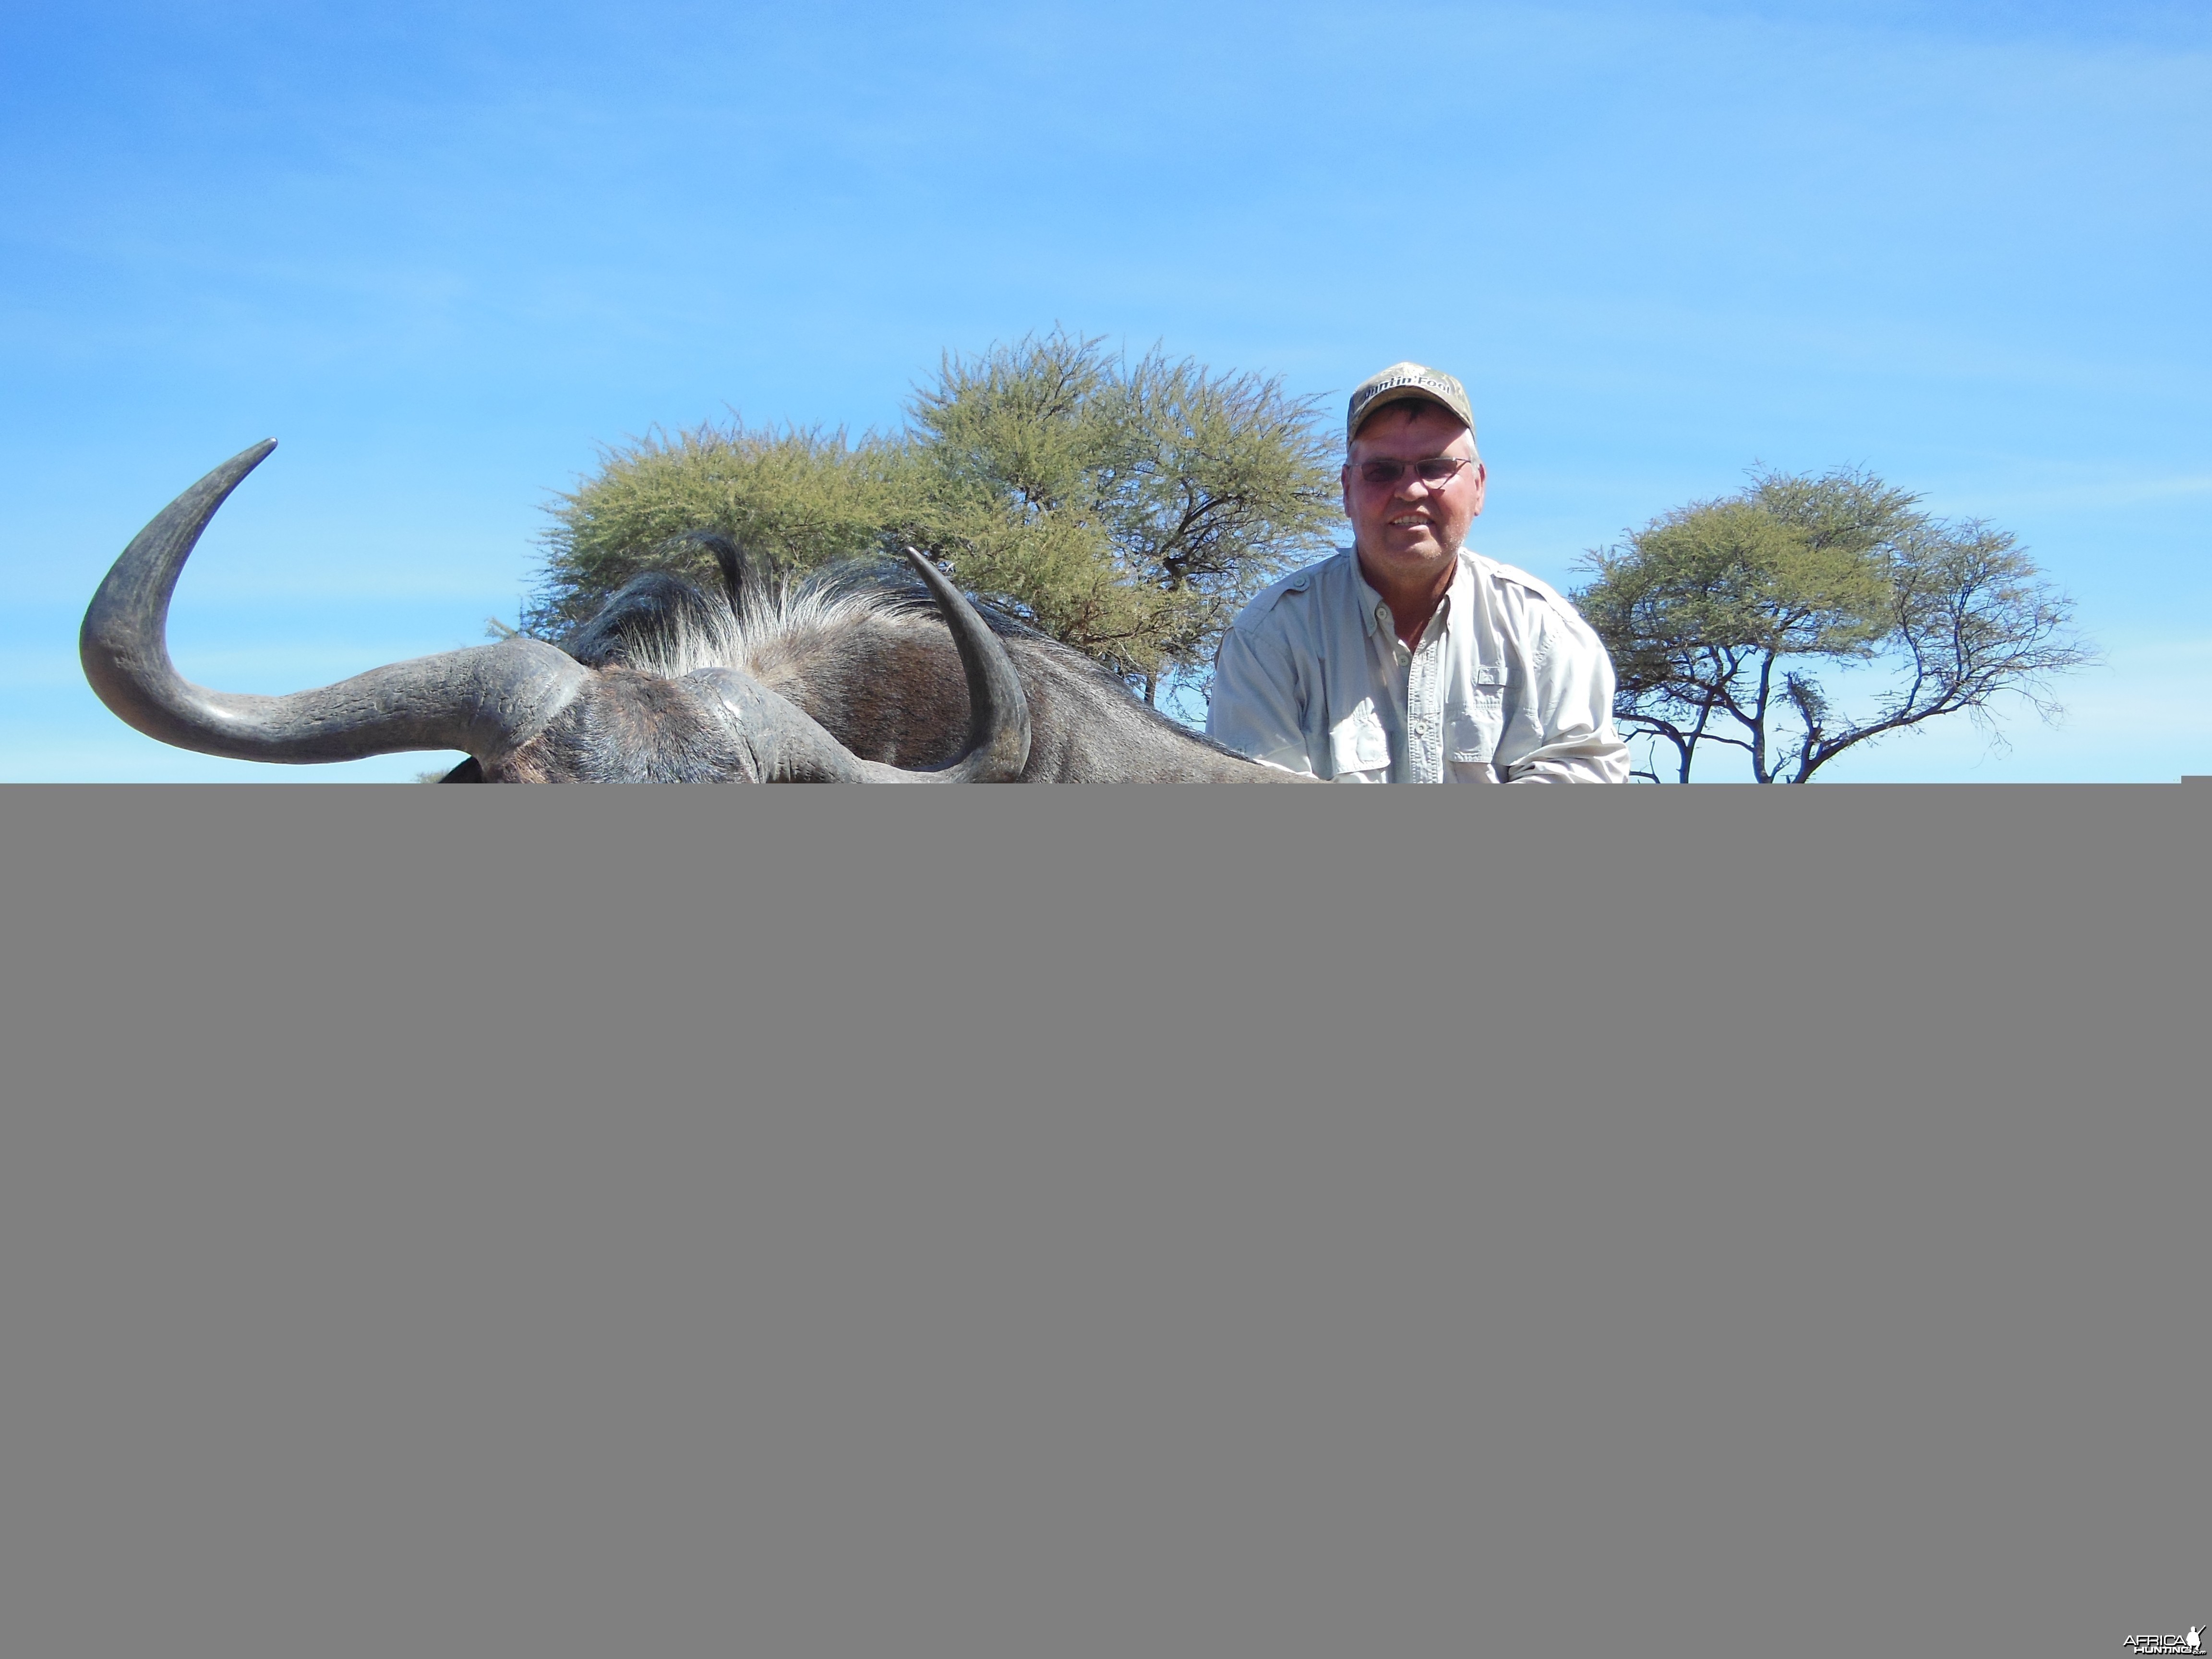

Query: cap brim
<box><xmin>1348</xmin><ymin>388</ymin><xmax>1472</xmax><ymax>442</ymax></box>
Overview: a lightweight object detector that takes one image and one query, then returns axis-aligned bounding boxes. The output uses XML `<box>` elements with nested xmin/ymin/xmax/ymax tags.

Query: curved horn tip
<box><xmin>81</xmin><ymin>438</ymin><xmax>587</xmax><ymax>768</ymax></box>
<box><xmin>898</xmin><ymin>546</ymin><xmax>1030</xmax><ymax>781</ymax></box>
<box><xmin>212</xmin><ymin>438</ymin><xmax>280</xmax><ymax>484</ymax></box>
<box><xmin>900</xmin><ymin>545</ymin><xmax>967</xmax><ymax>610</ymax></box>
<box><xmin>83</xmin><ymin>442</ymin><xmax>276</xmax><ymax>672</ymax></box>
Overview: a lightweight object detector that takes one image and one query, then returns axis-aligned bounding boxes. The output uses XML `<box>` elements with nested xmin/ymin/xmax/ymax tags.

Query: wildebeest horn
<box><xmin>83</xmin><ymin>445</ymin><xmax>1031</xmax><ymax>781</ymax></box>
<box><xmin>882</xmin><ymin>545</ymin><xmax>1029</xmax><ymax>781</ymax></box>
<box><xmin>81</xmin><ymin>441</ymin><xmax>589</xmax><ymax>765</ymax></box>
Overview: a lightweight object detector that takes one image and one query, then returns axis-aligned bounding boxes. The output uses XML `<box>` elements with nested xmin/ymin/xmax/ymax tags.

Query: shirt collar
<box><xmin>1351</xmin><ymin>549</ymin><xmax>1471</xmax><ymax>644</ymax></box>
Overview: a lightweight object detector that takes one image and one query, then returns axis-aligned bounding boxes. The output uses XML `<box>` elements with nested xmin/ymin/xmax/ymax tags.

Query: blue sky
<box><xmin>5</xmin><ymin>0</ymin><xmax>2207</xmax><ymax>780</ymax></box>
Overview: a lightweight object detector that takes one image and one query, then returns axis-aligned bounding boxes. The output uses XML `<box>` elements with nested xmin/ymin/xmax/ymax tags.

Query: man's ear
<box><xmin>1339</xmin><ymin>461</ymin><xmax>1354</xmax><ymax>517</ymax></box>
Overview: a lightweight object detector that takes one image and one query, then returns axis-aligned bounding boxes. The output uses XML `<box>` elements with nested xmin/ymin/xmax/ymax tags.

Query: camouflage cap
<box><xmin>1346</xmin><ymin>361</ymin><xmax>1475</xmax><ymax>446</ymax></box>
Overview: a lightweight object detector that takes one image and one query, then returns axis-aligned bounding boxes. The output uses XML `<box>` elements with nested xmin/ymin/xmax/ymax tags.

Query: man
<box><xmin>1208</xmin><ymin>362</ymin><xmax>1630</xmax><ymax>783</ymax></box>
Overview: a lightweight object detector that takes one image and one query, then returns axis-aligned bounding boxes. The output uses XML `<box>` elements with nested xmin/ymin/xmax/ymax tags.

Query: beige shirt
<box><xmin>1207</xmin><ymin>547</ymin><xmax>1631</xmax><ymax>783</ymax></box>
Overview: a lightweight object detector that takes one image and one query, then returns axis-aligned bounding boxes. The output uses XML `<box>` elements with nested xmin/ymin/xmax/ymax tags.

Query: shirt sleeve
<box><xmin>1207</xmin><ymin>622</ymin><xmax>1318</xmax><ymax>776</ymax></box>
<box><xmin>1499</xmin><ymin>604</ymin><xmax>1634</xmax><ymax>784</ymax></box>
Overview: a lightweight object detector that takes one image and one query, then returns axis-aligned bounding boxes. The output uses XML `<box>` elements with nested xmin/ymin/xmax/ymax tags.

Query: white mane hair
<box><xmin>620</xmin><ymin>567</ymin><xmax>933</xmax><ymax>685</ymax></box>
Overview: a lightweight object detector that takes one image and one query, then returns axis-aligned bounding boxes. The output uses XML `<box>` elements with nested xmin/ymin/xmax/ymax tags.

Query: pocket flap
<box><xmin>1449</xmin><ymin>708</ymin><xmax>1501</xmax><ymax>763</ymax></box>
<box><xmin>1329</xmin><ymin>712</ymin><xmax>1390</xmax><ymax>774</ymax></box>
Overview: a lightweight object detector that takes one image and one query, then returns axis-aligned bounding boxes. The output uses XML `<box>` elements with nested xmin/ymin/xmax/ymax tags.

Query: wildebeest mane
<box><xmin>557</xmin><ymin>555</ymin><xmax>1270</xmax><ymax>779</ymax></box>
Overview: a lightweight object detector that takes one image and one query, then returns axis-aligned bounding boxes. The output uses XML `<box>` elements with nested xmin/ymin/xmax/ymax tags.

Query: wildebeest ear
<box><xmin>701</xmin><ymin>533</ymin><xmax>770</xmax><ymax>611</ymax></box>
<box><xmin>563</xmin><ymin>571</ymin><xmax>725</xmax><ymax>668</ymax></box>
<box><xmin>438</xmin><ymin>757</ymin><xmax>484</xmax><ymax>781</ymax></box>
<box><xmin>649</xmin><ymin>528</ymin><xmax>769</xmax><ymax>612</ymax></box>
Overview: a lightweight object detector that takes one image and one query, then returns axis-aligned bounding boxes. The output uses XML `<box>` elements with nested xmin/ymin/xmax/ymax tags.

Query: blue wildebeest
<box><xmin>83</xmin><ymin>443</ymin><xmax>1305</xmax><ymax>782</ymax></box>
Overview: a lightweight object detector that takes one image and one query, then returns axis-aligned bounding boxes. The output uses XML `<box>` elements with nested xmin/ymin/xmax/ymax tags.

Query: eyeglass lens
<box><xmin>1358</xmin><ymin>457</ymin><xmax>1468</xmax><ymax>487</ymax></box>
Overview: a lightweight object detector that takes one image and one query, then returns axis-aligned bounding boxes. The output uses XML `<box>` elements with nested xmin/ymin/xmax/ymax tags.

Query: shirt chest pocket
<box><xmin>1447</xmin><ymin>677</ymin><xmax>1507</xmax><ymax>763</ymax></box>
<box><xmin>1328</xmin><ymin>709</ymin><xmax>1390</xmax><ymax>777</ymax></box>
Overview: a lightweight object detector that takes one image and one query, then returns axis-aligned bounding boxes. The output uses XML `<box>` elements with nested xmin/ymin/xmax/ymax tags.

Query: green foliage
<box><xmin>908</xmin><ymin>331</ymin><xmax>1341</xmax><ymax>695</ymax></box>
<box><xmin>1582</xmin><ymin>498</ymin><xmax>1891</xmax><ymax>666</ymax></box>
<box><xmin>527</xmin><ymin>330</ymin><xmax>1342</xmax><ymax>703</ymax></box>
<box><xmin>1576</xmin><ymin>467</ymin><xmax>2094</xmax><ymax>781</ymax></box>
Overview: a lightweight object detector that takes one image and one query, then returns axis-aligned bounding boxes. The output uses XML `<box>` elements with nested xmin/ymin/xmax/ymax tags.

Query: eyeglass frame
<box><xmin>1350</xmin><ymin>454</ymin><xmax>1479</xmax><ymax>490</ymax></box>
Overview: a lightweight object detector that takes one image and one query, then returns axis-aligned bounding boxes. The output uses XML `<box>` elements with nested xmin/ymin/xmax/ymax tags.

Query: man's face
<box><xmin>1340</xmin><ymin>401</ymin><xmax>1486</xmax><ymax>583</ymax></box>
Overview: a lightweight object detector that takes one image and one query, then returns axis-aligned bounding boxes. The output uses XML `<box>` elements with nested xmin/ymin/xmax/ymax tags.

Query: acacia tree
<box><xmin>527</xmin><ymin>330</ymin><xmax>1340</xmax><ymax>708</ymax></box>
<box><xmin>908</xmin><ymin>331</ymin><xmax>1340</xmax><ymax>703</ymax></box>
<box><xmin>1575</xmin><ymin>468</ymin><xmax>2094</xmax><ymax>782</ymax></box>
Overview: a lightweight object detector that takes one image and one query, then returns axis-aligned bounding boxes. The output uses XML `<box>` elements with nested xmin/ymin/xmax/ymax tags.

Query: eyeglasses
<box><xmin>1354</xmin><ymin>456</ymin><xmax>1475</xmax><ymax>489</ymax></box>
